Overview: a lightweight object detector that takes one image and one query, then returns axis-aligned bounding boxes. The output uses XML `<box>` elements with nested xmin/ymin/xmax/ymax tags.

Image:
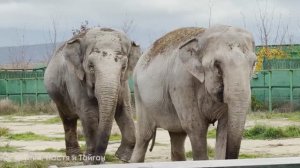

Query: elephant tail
<box><xmin>149</xmin><ymin>129</ymin><xmax>156</xmax><ymax>152</ymax></box>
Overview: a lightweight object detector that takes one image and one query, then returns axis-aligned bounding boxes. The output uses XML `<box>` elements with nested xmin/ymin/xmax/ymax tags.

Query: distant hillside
<box><xmin>0</xmin><ymin>43</ymin><xmax>62</xmax><ymax>65</ymax></box>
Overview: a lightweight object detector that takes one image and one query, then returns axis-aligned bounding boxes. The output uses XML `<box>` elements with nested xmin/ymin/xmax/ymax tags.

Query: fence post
<box><xmin>20</xmin><ymin>79</ymin><xmax>23</xmax><ymax>108</ymax></box>
<box><xmin>289</xmin><ymin>70</ymin><xmax>293</xmax><ymax>111</ymax></box>
<box><xmin>5</xmin><ymin>70</ymin><xmax>8</xmax><ymax>98</ymax></box>
<box><xmin>35</xmin><ymin>71</ymin><xmax>38</xmax><ymax>106</ymax></box>
<box><xmin>268</xmin><ymin>70</ymin><xmax>272</xmax><ymax>112</ymax></box>
<box><xmin>20</xmin><ymin>70</ymin><xmax>24</xmax><ymax>110</ymax></box>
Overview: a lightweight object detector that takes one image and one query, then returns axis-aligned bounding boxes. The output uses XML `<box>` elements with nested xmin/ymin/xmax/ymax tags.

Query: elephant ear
<box><xmin>127</xmin><ymin>41</ymin><xmax>141</xmax><ymax>74</ymax></box>
<box><xmin>64</xmin><ymin>38</ymin><xmax>85</xmax><ymax>81</ymax></box>
<box><xmin>179</xmin><ymin>38</ymin><xmax>205</xmax><ymax>83</ymax></box>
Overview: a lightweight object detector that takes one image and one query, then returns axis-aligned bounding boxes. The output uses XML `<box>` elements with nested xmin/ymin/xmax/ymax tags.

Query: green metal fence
<box><xmin>263</xmin><ymin>58</ymin><xmax>300</xmax><ymax>70</ymax></box>
<box><xmin>1</xmin><ymin>67</ymin><xmax>300</xmax><ymax>112</ymax></box>
<box><xmin>251</xmin><ymin>69</ymin><xmax>300</xmax><ymax>111</ymax></box>
<box><xmin>0</xmin><ymin>68</ymin><xmax>135</xmax><ymax>106</ymax></box>
<box><xmin>0</xmin><ymin>68</ymin><xmax>50</xmax><ymax>106</ymax></box>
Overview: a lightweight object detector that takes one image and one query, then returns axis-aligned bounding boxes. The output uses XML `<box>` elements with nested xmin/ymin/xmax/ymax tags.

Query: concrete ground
<box><xmin>0</xmin><ymin>115</ymin><xmax>300</xmax><ymax>163</ymax></box>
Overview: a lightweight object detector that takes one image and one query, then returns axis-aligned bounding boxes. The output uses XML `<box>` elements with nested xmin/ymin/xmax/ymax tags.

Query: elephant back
<box><xmin>148</xmin><ymin>27</ymin><xmax>205</xmax><ymax>58</ymax></box>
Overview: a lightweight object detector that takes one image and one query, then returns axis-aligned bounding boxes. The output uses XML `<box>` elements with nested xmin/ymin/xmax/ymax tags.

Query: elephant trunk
<box><xmin>223</xmin><ymin>69</ymin><xmax>251</xmax><ymax>159</ymax></box>
<box><xmin>94</xmin><ymin>74</ymin><xmax>120</xmax><ymax>157</ymax></box>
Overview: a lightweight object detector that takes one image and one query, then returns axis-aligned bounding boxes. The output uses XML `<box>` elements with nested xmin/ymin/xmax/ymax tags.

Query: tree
<box><xmin>44</xmin><ymin>19</ymin><xmax>58</xmax><ymax>64</ymax></box>
<box><xmin>8</xmin><ymin>28</ymin><xmax>32</xmax><ymax>69</ymax></box>
<box><xmin>208</xmin><ymin>0</ymin><xmax>213</xmax><ymax>28</ymax></box>
<box><xmin>255</xmin><ymin>0</ymin><xmax>293</xmax><ymax>71</ymax></box>
<box><xmin>255</xmin><ymin>47</ymin><xmax>289</xmax><ymax>71</ymax></box>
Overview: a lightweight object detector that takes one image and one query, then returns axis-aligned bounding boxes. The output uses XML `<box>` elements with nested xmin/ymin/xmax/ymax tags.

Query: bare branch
<box><xmin>208</xmin><ymin>0</ymin><xmax>213</xmax><ymax>28</ymax></box>
<box><xmin>240</xmin><ymin>12</ymin><xmax>247</xmax><ymax>29</ymax></box>
<box><xmin>121</xmin><ymin>19</ymin><xmax>135</xmax><ymax>35</ymax></box>
<box><xmin>44</xmin><ymin>18</ymin><xmax>58</xmax><ymax>64</ymax></box>
<box><xmin>8</xmin><ymin>28</ymin><xmax>32</xmax><ymax>69</ymax></box>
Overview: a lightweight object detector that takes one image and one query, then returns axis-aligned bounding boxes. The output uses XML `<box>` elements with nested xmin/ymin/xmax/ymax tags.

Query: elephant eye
<box><xmin>121</xmin><ymin>64</ymin><xmax>127</xmax><ymax>71</ymax></box>
<box><xmin>93</xmin><ymin>48</ymin><xmax>100</xmax><ymax>53</ymax></box>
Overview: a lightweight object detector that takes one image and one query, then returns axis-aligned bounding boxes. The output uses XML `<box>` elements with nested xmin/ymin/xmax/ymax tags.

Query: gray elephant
<box><xmin>130</xmin><ymin>25</ymin><xmax>256</xmax><ymax>162</ymax></box>
<box><xmin>44</xmin><ymin>27</ymin><xmax>140</xmax><ymax>164</ymax></box>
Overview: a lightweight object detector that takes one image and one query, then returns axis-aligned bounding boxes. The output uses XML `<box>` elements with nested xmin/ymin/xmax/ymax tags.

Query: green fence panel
<box><xmin>2</xmin><ymin>66</ymin><xmax>300</xmax><ymax>112</ymax></box>
<box><xmin>251</xmin><ymin>69</ymin><xmax>300</xmax><ymax>111</ymax></box>
<box><xmin>263</xmin><ymin>59</ymin><xmax>300</xmax><ymax>70</ymax></box>
<box><xmin>0</xmin><ymin>68</ymin><xmax>134</xmax><ymax>106</ymax></box>
<box><xmin>0</xmin><ymin>68</ymin><xmax>50</xmax><ymax>105</ymax></box>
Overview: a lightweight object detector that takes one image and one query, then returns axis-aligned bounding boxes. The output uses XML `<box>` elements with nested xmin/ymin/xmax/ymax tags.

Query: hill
<box><xmin>0</xmin><ymin>43</ymin><xmax>61</xmax><ymax>65</ymax></box>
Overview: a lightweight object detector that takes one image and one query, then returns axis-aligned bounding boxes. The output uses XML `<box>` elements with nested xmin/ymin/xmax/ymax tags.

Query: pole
<box><xmin>268</xmin><ymin>71</ymin><xmax>272</xmax><ymax>112</ymax></box>
<box><xmin>35</xmin><ymin>71</ymin><xmax>38</xmax><ymax>106</ymax></box>
<box><xmin>289</xmin><ymin>70</ymin><xmax>293</xmax><ymax>111</ymax></box>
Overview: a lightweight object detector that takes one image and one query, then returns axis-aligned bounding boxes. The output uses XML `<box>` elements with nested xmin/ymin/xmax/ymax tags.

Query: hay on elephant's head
<box><xmin>149</xmin><ymin>27</ymin><xmax>205</xmax><ymax>57</ymax></box>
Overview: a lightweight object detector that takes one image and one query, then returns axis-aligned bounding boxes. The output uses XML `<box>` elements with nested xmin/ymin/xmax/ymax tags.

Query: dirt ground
<box><xmin>0</xmin><ymin>115</ymin><xmax>300</xmax><ymax>164</ymax></box>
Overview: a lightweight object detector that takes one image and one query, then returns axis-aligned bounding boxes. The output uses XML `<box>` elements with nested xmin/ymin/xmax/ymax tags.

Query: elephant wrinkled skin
<box><xmin>130</xmin><ymin>25</ymin><xmax>256</xmax><ymax>162</ymax></box>
<box><xmin>44</xmin><ymin>28</ymin><xmax>140</xmax><ymax>164</ymax></box>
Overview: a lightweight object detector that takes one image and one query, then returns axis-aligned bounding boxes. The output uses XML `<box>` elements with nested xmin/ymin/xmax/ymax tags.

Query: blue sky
<box><xmin>0</xmin><ymin>0</ymin><xmax>300</xmax><ymax>50</ymax></box>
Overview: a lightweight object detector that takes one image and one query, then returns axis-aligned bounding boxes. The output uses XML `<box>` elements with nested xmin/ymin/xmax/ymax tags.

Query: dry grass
<box><xmin>21</xmin><ymin>101</ymin><xmax>58</xmax><ymax>115</ymax></box>
<box><xmin>0</xmin><ymin>99</ymin><xmax>18</xmax><ymax>115</ymax></box>
<box><xmin>0</xmin><ymin>99</ymin><xmax>58</xmax><ymax>115</ymax></box>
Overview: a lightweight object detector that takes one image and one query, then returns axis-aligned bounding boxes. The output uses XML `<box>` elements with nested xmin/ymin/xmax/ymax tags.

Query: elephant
<box><xmin>44</xmin><ymin>27</ymin><xmax>141</xmax><ymax>164</ymax></box>
<box><xmin>130</xmin><ymin>25</ymin><xmax>256</xmax><ymax>162</ymax></box>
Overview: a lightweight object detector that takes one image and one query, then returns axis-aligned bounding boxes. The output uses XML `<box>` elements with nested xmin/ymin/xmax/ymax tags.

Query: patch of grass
<box><xmin>0</xmin><ymin>127</ymin><xmax>9</xmax><ymax>137</ymax></box>
<box><xmin>0</xmin><ymin>159</ymin><xmax>82</xmax><ymax>168</ymax></box>
<box><xmin>43</xmin><ymin>116</ymin><xmax>61</xmax><ymax>124</ymax></box>
<box><xmin>186</xmin><ymin>145</ymin><xmax>214</xmax><ymax>159</ymax></box>
<box><xmin>5</xmin><ymin>132</ymin><xmax>63</xmax><ymax>141</ymax></box>
<box><xmin>248</xmin><ymin>112</ymin><xmax>300</xmax><ymax>122</ymax></box>
<box><xmin>186</xmin><ymin>146</ymin><xmax>269</xmax><ymax>159</ymax></box>
<box><xmin>19</xmin><ymin>102</ymin><xmax>58</xmax><ymax>115</ymax></box>
<box><xmin>207</xmin><ymin>129</ymin><xmax>216</xmax><ymax>138</ymax></box>
<box><xmin>239</xmin><ymin>153</ymin><xmax>271</xmax><ymax>159</ymax></box>
<box><xmin>80</xmin><ymin>144</ymin><xmax>86</xmax><ymax>151</ymax></box>
<box><xmin>105</xmin><ymin>153</ymin><xmax>119</xmax><ymax>162</ymax></box>
<box><xmin>0</xmin><ymin>100</ymin><xmax>58</xmax><ymax>116</ymax></box>
<box><xmin>0</xmin><ymin>144</ymin><xmax>19</xmax><ymax>152</ymax></box>
<box><xmin>244</xmin><ymin>125</ymin><xmax>300</xmax><ymax>139</ymax></box>
<box><xmin>79</xmin><ymin>133</ymin><xmax>121</xmax><ymax>142</ymax></box>
<box><xmin>37</xmin><ymin>148</ymin><xmax>65</xmax><ymax>153</ymax></box>
<box><xmin>0</xmin><ymin>99</ymin><xmax>18</xmax><ymax>115</ymax></box>
<box><xmin>207</xmin><ymin>145</ymin><xmax>214</xmax><ymax>158</ymax></box>
<box><xmin>0</xmin><ymin>160</ymin><xmax>50</xmax><ymax>168</ymax></box>
<box><xmin>251</xmin><ymin>96</ymin><xmax>265</xmax><ymax>111</ymax></box>
<box><xmin>109</xmin><ymin>133</ymin><xmax>121</xmax><ymax>141</ymax></box>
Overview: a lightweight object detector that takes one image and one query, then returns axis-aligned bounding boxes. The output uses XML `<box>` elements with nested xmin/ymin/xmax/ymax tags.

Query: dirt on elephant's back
<box><xmin>148</xmin><ymin>27</ymin><xmax>205</xmax><ymax>57</ymax></box>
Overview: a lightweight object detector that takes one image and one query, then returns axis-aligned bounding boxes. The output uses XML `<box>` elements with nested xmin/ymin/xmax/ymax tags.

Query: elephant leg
<box><xmin>129</xmin><ymin>90</ymin><xmax>155</xmax><ymax>163</ymax></box>
<box><xmin>56</xmin><ymin>104</ymin><xmax>81</xmax><ymax>157</ymax></box>
<box><xmin>114</xmin><ymin>104</ymin><xmax>136</xmax><ymax>162</ymax></box>
<box><xmin>115</xmin><ymin>83</ymin><xmax>136</xmax><ymax>162</ymax></box>
<box><xmin>215</xmin><ymin>112</ymin><xmax>228</xmax><ymax>160</ymax></box>
<box><xmin>61</xmin><ymin>117</ymin><xmax>81</xmax><ymax>156</ymax></box>
<box><xmin>80</xmin><ymin>114</ymin><xmax>98</xmax><ymax>156</ymax></box>
<box><xmin>169</xmin><ymin>132</ymin><xmax>187</xmax><ymax>161</ymax></box>
<box><xmin>170</xmin><ymin>87</ymin><xmax>209</xmax><ymax>160</ymax></box>
<box><xmin>187</xmin><ymin>124</ymin><xmax>209</xmax><ymax>160</ymax></box>
<box><xmin>129</xmin><ymin>125</ymin><xmax>154</xmax><ymax>162</ymax></box>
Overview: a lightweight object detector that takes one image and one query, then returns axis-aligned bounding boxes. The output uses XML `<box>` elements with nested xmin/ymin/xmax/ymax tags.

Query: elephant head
<box><xmin>63</xmin><ymin>28</ymin><xmax>141</xmax><ymax>159</ymax></box>
<box><xmin>178</xmin><ymin>25</ymin><xmax>256</xmax><ymax>159</ymax></box>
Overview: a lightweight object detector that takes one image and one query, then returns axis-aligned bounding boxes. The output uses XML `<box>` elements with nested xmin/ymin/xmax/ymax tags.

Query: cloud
<box><xmin>0</xmin><ymin>0</ymin><xmax>299</xmax><ymax>48</ymax></box>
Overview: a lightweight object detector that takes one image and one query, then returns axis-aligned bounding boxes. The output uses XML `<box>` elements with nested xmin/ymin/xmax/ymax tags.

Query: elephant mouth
<box><xmin>86</xmin><ymin>82</ymin><xmax>96</xmax><ymax>99</ymax></box>
<box><xmin>214</xmin><ymin>61</ymin><xmax>224</xmax><ymax>102</ymax></box>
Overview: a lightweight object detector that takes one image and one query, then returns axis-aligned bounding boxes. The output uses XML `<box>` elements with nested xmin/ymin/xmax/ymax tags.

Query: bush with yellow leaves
<box><xmin>255</xmin><ymin>47</ymin><xmax>289</xmax><ymax>71</ymax></box>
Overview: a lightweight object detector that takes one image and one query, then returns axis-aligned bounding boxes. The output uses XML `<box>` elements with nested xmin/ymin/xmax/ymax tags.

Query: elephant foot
<box><xmin>115</xmin><ymin>144</ymin><xmax>134</xmax><ymax>162</ymax></box>
<box><xmin>82</xmin><ymin>154</ymin><xmax>105</xmax><ymax>165</ymax></box>
<box><xmin>66</xmin><ymin>147</ymin><xmax>81</xmax><ymax>157</ymax></box>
